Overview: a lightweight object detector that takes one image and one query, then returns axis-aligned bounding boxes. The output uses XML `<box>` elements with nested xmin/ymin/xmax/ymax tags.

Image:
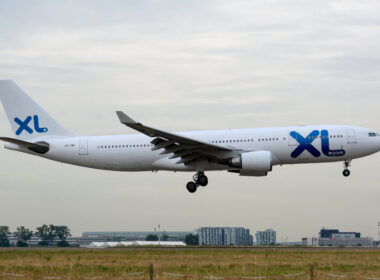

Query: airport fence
<box><xmin>2</xmin><ymin>264</ymin><xmax>380</xmax><ymax>280</ymax></box>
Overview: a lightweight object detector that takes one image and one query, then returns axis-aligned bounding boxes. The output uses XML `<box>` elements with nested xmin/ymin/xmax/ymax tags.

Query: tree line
<box><xmin>0</xmin><ymin>225</ymin><xmax>71</xmax><ymax>247</ymax></box>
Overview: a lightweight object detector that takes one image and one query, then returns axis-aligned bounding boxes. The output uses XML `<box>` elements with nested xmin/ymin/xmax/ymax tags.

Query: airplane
<box><xmin>0</xmin><ymin>80</ymin><xmax>380</xmax><ymax>193</ymax></box>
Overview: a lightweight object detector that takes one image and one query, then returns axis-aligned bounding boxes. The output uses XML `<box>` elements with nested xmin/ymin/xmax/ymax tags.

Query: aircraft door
<box><xmin>346</xmin><ymin>129</ymin><xmax>356</xmax><ymax>144</ymax></box>
<box><xmin>79</xmin><ymin>140</ymin><xmax>88</xmax><ymax>155</ymax></box>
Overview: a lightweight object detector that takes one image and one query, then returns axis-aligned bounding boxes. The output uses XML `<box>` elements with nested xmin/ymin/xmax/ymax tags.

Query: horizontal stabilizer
<box><xmin>0</xmin><ymin>137</ymin><xmax>49</xmax><ymax>154</ymax></box>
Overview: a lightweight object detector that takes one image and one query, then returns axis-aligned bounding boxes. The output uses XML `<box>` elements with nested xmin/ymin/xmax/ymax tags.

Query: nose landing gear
<box><xmin>186</xmin><ymin>172</ymin><xmax>208</xmax><ymax>193</ymax></box>
<box><xmin>343</xmin><ymin>160</ymin><xmax>351</xmax><ymax>177</ymax></box>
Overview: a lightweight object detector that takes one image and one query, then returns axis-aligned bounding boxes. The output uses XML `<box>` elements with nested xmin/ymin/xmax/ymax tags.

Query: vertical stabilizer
<box><xmin>0</xmin><ymin>80</ymin><xmax>76</xmax><ymax>139</ymax></box>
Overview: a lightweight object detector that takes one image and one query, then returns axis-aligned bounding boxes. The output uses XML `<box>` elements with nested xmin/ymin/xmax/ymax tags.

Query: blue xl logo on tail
<box><xmin>14</xmin><ymin>115</ymin><xmax>48</xmax><ymax>135</ymax></box>
<box><xmin>291</xmin><ymin>130</ymin><xmax>345</xmax><ymax>158</ymax></box>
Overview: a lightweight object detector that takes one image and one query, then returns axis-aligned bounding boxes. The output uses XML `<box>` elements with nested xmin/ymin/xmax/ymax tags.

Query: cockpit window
<box><xmin>368</xmin><ymin>132</ymin><xmax>379</xmax><ymax>137</ymax></box>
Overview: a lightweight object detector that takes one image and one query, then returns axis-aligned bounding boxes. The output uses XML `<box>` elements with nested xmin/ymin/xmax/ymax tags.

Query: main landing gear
<box><xmin>186</xmin><ymin>172</ymin><xmax>208</xmax><ymax>193</ymax></box>
<box><xmin>343</xmin><ymin>160</ymin><xmax>351</xmax><ymax>177</ymax></box>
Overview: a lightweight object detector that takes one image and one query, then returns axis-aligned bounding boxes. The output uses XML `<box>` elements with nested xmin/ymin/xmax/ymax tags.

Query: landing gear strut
<box><xmin>343</xmin><ymin>160</ymin><xmax>351</xmax><ymax>177</ymax></box>
<box><xmin>186</xmin><ymin>172</ymin><xmax>208</xmax><ymax>193</ymax></box>
<box><xmin>194</xmin><ymin>172</ymin><xmax>208</xmax><ymax>187</ymax></box>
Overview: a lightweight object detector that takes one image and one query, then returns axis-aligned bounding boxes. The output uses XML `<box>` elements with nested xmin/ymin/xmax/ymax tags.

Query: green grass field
<box><xmin>0</xmin><ymin>248</ymin><xmax>380</xmax><ymax>279</ymax></box>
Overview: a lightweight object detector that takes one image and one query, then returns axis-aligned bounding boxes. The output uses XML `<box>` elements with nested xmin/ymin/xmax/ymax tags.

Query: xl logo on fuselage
<box><xmin>290</xmin><ymin>130</ymin><xmax>345</xmax><ymax>158</ymax></box>
<box><xmin>14</xmin><ymin>115</ymin><xmax>48</xmax><ymax>135</ymax></box>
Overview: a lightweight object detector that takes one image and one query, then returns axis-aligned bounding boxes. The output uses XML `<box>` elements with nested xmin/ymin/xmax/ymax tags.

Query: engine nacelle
<box><xmin>229</xmin><ymin>151</ymin><xmax>272</xmax><ymax>176</ymax></box>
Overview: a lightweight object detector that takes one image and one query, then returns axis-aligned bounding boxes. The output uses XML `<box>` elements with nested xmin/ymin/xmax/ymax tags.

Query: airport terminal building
<box><xmin>318</xmin><ymin>229</ymin><xmax>374</xmax><ymax>247</ymax></box>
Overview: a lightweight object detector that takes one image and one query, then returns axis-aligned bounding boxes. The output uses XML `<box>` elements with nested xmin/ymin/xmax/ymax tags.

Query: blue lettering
<box><xmin>14</xmin><ymin>115</ymin><xmax>48</xmax><ymax>135</ymax></box>
<box><xmin>33</xmin><ymin>115</ymin><xmax>48</xmax><ymax>133</ymax></box>
<box><xmin>291</xmin><ymin>130</ymin><xmax>346</xmax><ymax>158</ymax></box>
<box><xmin>14</xmin><ymin>116</ymin><xmax>33</xmax><ymax>135</ymax></box>
<box><xmin>290</xmin><ymin>130</ymin><xmax>321</xmax><ymax>158</ymax></box>
<box><xmin>321</xmin><ymin>130</ymin><xmax>345</xmax><ymax>157</ymax></box>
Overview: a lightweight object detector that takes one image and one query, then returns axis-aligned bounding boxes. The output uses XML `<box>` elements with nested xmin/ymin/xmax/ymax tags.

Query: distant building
<box><xmin>196</xmin><ymin>227</ymin><xmax>253</xmax><ymax>246</ymax></box>
<box><xmin>256</xmin><ymin>229</ymin><xmax>276</xmax><ymax>245</ymax></box>
<box><xmin>318</xmin><ymin>229</ymin><xmax>373</xmax><ymax>247</ymax></box>
<box><xmin>6</xmin><ymin>233</ymin><xmax>75</xmax><ymax>246</ymax></box>
<box><xmin>301</xmin><ymin>237</ymin><xmax>318</xmax><ymax>246</ymax></box>
<box><xmin>3</xmin><ymin>231</ymin><xmax>192</xmax><ymax>247</ymax></box>
<box><xmin>320</xmin><ymin>229</ymin><xmax>360</xmax><ymax>238</ymax></box>
<box><xmin>81</xmin><ymin>231</ymin><xmax>191</xmax><ymax>243</ymax></box>
<box><xmin>6</xmin><ymin>233</ymin><xmax>17</xmax><ymax>246</ymax></box>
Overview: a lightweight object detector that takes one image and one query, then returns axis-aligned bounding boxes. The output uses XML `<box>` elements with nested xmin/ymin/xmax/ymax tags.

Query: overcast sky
<box><xmin>0</xmin><ymin>0</ymin><xmax>380</xmax><ymax>241</ymax></box>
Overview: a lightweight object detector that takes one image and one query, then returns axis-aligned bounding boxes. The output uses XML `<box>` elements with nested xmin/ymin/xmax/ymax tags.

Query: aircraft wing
<box><xmin>116</xmin><ymin>111</ymin><xmax>239</xmax><ymax>165</ymax></box>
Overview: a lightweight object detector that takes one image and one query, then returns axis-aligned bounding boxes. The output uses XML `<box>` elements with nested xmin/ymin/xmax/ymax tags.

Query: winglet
<box><xmin>116</xmin><ymin>111</ymin><xmax>137</xmax><ymax>124</ymax></box>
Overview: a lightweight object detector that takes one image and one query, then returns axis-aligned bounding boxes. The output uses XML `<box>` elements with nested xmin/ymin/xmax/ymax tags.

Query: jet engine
<box><xmin>229</xmin><ymin>151</ymin><xmax>272</xmax><ymax>176</ymax></box>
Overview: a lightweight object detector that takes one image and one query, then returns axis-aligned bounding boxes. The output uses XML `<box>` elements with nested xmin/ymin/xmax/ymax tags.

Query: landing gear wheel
<box><xmin>186</xmin><ymin>181</ymin><xmax>197</xmax><ymax>193</ymax></box>
<box><xmin>343</xmin><ymin>169</ymin><xmax>350</xmax><ymax>177</ymax></box>
<box><xmin>198</xmin><ymin>174</ymin><xmax>208</xmax><ymax>187</ymax></box>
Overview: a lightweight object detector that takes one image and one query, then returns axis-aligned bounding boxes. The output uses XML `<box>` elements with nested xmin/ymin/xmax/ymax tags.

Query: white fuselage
<box><xmin>6</xmin><ymin>124</ymin><xmax>380</xmax><ymax>173</ymax></box>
